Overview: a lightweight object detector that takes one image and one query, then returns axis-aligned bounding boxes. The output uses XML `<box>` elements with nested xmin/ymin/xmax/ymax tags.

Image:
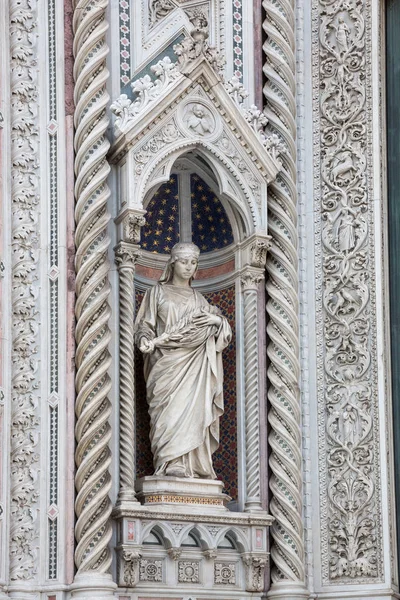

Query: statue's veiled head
<box><xmin>159</xmin><ymin>242</ymin><xmax>200</xmax><ymax>284</ymax></box>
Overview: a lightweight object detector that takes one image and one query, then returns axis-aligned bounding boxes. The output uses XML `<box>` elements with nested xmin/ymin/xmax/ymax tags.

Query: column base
<box><xmin>244</xmin><ymin>499</ymin><xmax>264</xmax><ymax>512</ymax></box>
<box><xmin>7</xmin><ymin>586</ymin><xmax>37</xmax><ymax>600</ymax></box>
<box><xmin>70</xmin><ymin>572</ymin><xmax>117</xmax><ymax>600</ymax></box>
<box><xmin>267</xmin><ymin>581</ymin><xmax>310</xmax><ymax>600</ymax></box>
<box><xmin>116</xmin><ymin>488</ymin><xmax>140</xmax><ymax>505</ymax></box>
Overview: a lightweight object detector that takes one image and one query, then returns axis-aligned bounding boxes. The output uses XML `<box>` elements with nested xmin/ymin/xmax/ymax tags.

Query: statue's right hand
<box><xmin>139</xmin><ymin>338</ymin><xmax>154</xmax><ymax>354</ymax></box>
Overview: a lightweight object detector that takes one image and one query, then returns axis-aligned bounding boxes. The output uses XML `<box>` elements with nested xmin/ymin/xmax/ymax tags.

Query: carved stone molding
<box><xmin>9</xmin><ymin>0</ymin><xmax>41</xmax><ymax>585</ymax></box>
<box><xmin>72</xmin><ymin>0</ymin><xmax>113</xmax><ymax>577</ymax></box>
<box><xmin>263</xmin><ymin>0</ymin><xmax>307</xmax><ymax>592</ymax></box>
<box><xmin>312</xmin><ymin>0</ymin><xmax>383</xmax><ymax>584</ymax></box>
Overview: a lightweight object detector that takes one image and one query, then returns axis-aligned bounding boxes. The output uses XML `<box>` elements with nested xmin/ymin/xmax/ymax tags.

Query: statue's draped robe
<box><xmin>135</xmin><ymin>283</ymin><xmax>232</xmax><ymax>478</ymax></box>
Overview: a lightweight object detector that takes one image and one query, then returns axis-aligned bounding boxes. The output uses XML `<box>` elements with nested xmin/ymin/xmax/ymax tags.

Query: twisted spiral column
<box><xmin>115</xmin><ymin>243</ymin><xmax>141</xmax><ymax>503</ymax></box>
<box><xmin>72</xmin><ymin>0</ymin><xmax>114</xmax><ymax>585</ymax></box>
<box><xmin>241</xmin><ymin>270</ymin><xmax>264</xmax><ymax>512</ymax></box>
<box><xmin>263</xmin><ymin>0</ymin><xmax>308</xmax><ymax>594</ymax></box>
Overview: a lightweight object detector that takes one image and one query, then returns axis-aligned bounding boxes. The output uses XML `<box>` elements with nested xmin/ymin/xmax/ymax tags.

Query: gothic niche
<box><xmin>109</xmin><ymin>45</ymin><xmax>278</xmax><ymax>597</ymax></box>
<box><xmin>113</xmin><ymin>150</ymin><xmax>272</xmax><ymax>597</ymax></box>
<box><xmin>134</xmin><ymin>155</ymin><xmax>240</xmax><ymax>503</ymax></box>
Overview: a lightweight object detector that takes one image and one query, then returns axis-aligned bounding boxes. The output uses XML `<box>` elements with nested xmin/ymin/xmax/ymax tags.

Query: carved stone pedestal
<box><xmin>136</xmin><ymin>476</ymin><xmax>230</xmax><ymax>513</ymax></box>
<box><xmin>113</xmin><ymin>503</ymin><xmax>272</xmax><ymax>598</ymax></box>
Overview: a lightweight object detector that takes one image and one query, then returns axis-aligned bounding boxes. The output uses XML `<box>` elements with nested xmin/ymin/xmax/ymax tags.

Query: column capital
<box><xmin>240</xmin><ymin>267</ymin><xmax>265</xmax><ymax>291</ymax></box>
<box><xmin>114</xmin><ymin>242</ymin><xmax>141</xmax><ymax>269</ymax></box>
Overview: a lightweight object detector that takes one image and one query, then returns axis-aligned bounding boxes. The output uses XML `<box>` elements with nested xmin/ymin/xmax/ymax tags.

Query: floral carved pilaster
<box><xmin>72</xmin><ymin>0</ymin><xmax>115</xmax><ymax>591</ymax></box>
<box><xmin>312</xmin><ymin>0</ymin><xmax>383</xmax><ymax>584</ymax></box>
<box><xmin>115</xmin><ymin>242</ymin><xmax>141</xmax><ymax>504</ymax></box>
<box><xmin>9</xmin><ymin>0</ymin><xmax>41</xmax><ymax>591</ymax></box>
<box><xmin>263</xmin><ymin>0</ymin><xmax>308</xmax><ymax>593</ymax></box>
<box><xmin>241</xmin><ymin>269</ymin><xmax>264</xmax><ymax>512</ymax></box>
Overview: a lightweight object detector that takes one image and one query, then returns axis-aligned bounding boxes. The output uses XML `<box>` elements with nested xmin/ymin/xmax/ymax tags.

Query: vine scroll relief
<box><xmin>315</xmin><ymin>0</ymin><xmax>382</xmax><ymax>582</ymax></box>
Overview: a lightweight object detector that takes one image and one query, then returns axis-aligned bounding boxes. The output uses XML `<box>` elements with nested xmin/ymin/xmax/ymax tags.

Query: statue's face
<box><xmin>173</xmin><ymin>257</ymin><xmax>198</xmax><ymax>280</ymax></box>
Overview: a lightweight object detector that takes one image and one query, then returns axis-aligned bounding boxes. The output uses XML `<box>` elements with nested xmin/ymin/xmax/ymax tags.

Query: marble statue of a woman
<box><xmin>135</xmin><ymin>242</ymin><xmax>232</xmax><ymax>479</ymax></box>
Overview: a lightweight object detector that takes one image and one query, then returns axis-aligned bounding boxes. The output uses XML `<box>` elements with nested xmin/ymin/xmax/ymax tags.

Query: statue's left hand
<box><xmin>139</xmin><ymin>338</ymin><xmax>155</xmax><ymax>354</ymax></box>
<box><xmin>192</xmin><ymin>309</ymin><xmax>222</xmax><ymax>328</ymax></box>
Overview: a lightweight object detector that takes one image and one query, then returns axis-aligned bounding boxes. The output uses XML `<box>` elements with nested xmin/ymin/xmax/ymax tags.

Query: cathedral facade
<box><xmin>0</xmin><ymin>0</ymin><xmax>398</xmax><ymax>599</ymax></box>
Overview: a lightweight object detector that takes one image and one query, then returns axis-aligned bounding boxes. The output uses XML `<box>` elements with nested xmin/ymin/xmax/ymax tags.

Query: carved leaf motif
<box><xmin>111</xmin><ymin>57</ymin><xmax>181</xmax><ymax>135</ymax></box>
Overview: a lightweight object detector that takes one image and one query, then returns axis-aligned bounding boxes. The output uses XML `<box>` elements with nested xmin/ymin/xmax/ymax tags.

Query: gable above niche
<box><xmin>134</xmin><ymin>0</ymin><xmax>218</xmax><ymax>69</ymax></box>
<box><xmin>109</xmin><ymin>39</ymin><xmax>282</xmax><ymax>232</ymax></box>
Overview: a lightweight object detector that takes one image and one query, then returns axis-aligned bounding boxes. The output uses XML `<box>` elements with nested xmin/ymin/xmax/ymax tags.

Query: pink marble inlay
<box><xmin>256</xmin><ymin>528</ymin><xmax>263</xmax><ymax>549</ymax></box>
<box><xmin>127</xmin><ymin>520</ymin><xmax>135</xmax><ymax>541</ymax></box>
<box><xmin>136</xmin><ymin>260</ymin><xmax>235</xmax><ymax>282</ymax></box>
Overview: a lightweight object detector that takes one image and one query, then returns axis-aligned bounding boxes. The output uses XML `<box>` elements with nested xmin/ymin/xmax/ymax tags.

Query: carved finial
<box><xmin>173</xmin><ymin>31</ymin><xmax>226</xmax><ymax>78</ymax></box>
<box><xmin>187</xmin><ymin>6</ymin><xmax>209</xmax><ymax>31</ymax></box>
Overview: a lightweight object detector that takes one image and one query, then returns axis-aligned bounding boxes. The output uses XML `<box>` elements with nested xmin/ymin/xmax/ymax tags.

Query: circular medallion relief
<box><xmin>178</xmin><ymin>99</ymin><xmax>220</xmax><ymax>140</ymax></box>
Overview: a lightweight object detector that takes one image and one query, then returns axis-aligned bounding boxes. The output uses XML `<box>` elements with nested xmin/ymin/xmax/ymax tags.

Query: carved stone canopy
<box><xmin>109</xmin><ymin>55</ymin><xmax>280</xmax><ymax>234</ymax></box>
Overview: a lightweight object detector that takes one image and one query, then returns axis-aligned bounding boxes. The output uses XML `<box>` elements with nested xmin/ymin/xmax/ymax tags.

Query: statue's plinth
<box><xmin>135</xmin><ymin>475</ymin><xmax>230</xmax><ymax>513</ymax></box>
